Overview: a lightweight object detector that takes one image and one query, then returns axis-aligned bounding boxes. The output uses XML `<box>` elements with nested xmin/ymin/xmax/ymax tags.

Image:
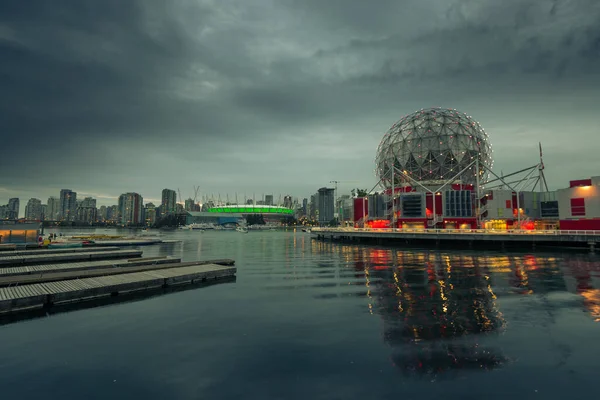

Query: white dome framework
<box><xmin>376</xmin><ymin>108</ymin><xmax>493</xmax><ymax>189</ymax></box>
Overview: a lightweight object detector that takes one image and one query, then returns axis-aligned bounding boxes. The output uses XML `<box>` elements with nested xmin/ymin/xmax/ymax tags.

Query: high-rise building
<box><xmin>47</xmin><ymin>197</ymin><xmax>60</xmax><ymax>220</ymax></box>
<box><xmin>309</xmin><ymin>193</ymin><xmax>319</xmax><ymax>219</ymax></box>
<box><xmin>59</xmin><ymin>189</ymin><xmax>77</xmax><ymax>221</ymax></box>
<box><xmin>318</xmin><ymin>187</ymin><xmax>335</xmax><ymax>225</ymax></box>
<box><xmin>265</xmin><ymin>195</ymin><xmax>274</xmax><ymax>206</ymax></box>
<box><xmin>0</xmin><ymin>205</ymin><xmax>6</xmax><ymax>220</ymax></box>
<box><xmin>161</xmin><ymin>189</ymin><xmax>177</xmax><ymax>215</ymax></box>
<box><xmin>98</xmin><ymin>206</ymin><xmax>108</xmax><ymax>222</ymax></box>
<box><xmin>118</xmin><ymin>193</ymin><xmax>144</xmax><ymax>226</ymax></box>
<box><xmin>144</xmin><ymin>203</ymin><xmax>157</xmax><ymax>226</ymax></box>
<box><xmin>41</xmin><ymin>204</ymin><xmax>48</xmax><ymax>220</ymax></box>
<box><xmin>7</xmin><ymin>198</ymin><xmax>19</xmax><ymax>219</ymax></box>
<box><xmin>283</xmin><ymin>195</ymin><xmax>293</xmax><ymax>209</ymax></box>
<box><xmin>107</xmin><ymin>205</ymin><xmax>119</xmax><ymax>223</ymax></box>
<box><xmin>302</xmin><ymin>198</ymin><xmax>308</xmax><ymax>216</ymax></box>
<box><xmin>24</xmin><ymin>198</ymin><xmax>42</xmax><ymax>220</ymax></box>
<box><xmin>184</xmin><ymin>198</ymin><xmax>199</xmax><ymax>211</ymax></box>
<box><xmin>76</xmin><ymin>197</ymin><xmax>97</xmax><ymax>224</ymax></box>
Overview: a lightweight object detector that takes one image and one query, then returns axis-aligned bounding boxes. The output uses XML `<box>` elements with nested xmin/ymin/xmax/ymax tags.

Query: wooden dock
<box><xmin>0</xmin><ymin>249</ymin><xmax>143</xmax><ymax>267</ymax></box>
<box><xmin>0</xmin><ymin>256</ymin><xmax>181</xmax><ymax>278</ymax></box>
<box><xmin>0</xmin><ymin>259</ymin><xmax>235</xmax><ymax>287</ymax></box>
<box><xmin>0</xmin><ymin>263</ymin><xmax>236</xmax><ymax>313</ymax></box>
<box><xmin>89</xmin><ymin>239</ymin><xmax>163</xmax><ymax>246</ymax></box>
<box><xmin>0</xmin><ymin>246</ymin><xmax>121</xmax><ymax>256</ymax></box>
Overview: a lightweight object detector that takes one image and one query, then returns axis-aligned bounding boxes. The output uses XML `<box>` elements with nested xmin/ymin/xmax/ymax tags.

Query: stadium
<box><xmin>185</xmin><ymin>205</ymin><xmax>294</xmax><ymax>226</ymax></box>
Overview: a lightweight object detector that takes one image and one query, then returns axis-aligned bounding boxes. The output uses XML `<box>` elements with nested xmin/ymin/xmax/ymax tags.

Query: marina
<box><xmin>312</xmin><ymin>227</ymin><xmax>600</xmax><ymax>251</ymax></box>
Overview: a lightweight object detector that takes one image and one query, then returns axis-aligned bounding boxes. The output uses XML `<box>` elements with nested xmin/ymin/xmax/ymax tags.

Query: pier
<box><xmin>311</xmin><ymin>228</ymin><xmax>600</xmax><ymax>251</ymax></box>
<box><xmin>0</xmin><ymin>263</ymin><xmax>236</xmax><ymax>314</ymax></box>
<box><xmin>0</xmin><ymin>249</ymin><xmax>143</xmax><ymax>266</ymax></box>
<box><xmin>0</xmin><ymin>245</ymin><xmax>237</xmax><ymax>315</ymax></box>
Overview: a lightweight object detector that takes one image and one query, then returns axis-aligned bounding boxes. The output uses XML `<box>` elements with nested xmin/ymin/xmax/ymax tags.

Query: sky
<box><xmin>1</xmin><ymin>0</ymin><xmax>599</xmax><ymax>208</ymax></box>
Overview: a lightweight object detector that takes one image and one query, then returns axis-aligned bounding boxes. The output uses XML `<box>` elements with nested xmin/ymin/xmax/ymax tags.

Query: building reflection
<box><xmin>353</xmin><ymin>248</ymin><xmax>508</xmax><ymax>378</ymax></box>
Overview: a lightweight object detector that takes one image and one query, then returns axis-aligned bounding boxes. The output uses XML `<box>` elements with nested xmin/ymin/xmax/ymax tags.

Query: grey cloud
<box><xmin>1</xmin><ymin>0</ymin><xmax>600</xmax><ymax>206</ymax></box>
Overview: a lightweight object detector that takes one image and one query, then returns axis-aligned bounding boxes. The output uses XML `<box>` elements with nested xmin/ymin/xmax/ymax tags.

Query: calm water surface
<box><xmin>1</xmin><ymin>228</ymin><xmax>600</xmax><ymax>399</ymax></box>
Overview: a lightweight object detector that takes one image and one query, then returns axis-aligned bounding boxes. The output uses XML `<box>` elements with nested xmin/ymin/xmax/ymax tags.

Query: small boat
<box><xmin>236</xmin><ymin>226</ymin><xmax>249</xmax><ymax>233</ymax></box>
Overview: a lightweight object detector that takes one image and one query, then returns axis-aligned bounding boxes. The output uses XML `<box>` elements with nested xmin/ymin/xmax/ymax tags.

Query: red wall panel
<box><xmin>559</xmin><ymin>219</ymin><xmax>600</xmax><ymax>230</ymax></box>
<box><xmin>569</xmin><ymin>179</ymin><xmax>592</xmax><ymax>188</ymax></box>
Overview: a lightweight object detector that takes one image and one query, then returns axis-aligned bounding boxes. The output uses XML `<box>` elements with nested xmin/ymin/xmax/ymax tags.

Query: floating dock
<box><xmin>0</xmin><ymin>246</ymin><xmax>121</xmax><ymax>256</ymax></box>
<box><xmin>0</xmin><ymin>249</ymin><xmax>143</xmax><ymax>266</ymax></box>
<box><xmin>311</xmin><ymin>228</ymin><xmax>600</xmax><ymax>251</ymax></box>
<box><xmin>0</xmin><ymin>256</ymin><xmax>181</xmax><ymax>278</ymax></box>
<box><xmin>0</xmin><ymin>263</ymin><xmax>236</xmax><ymax>314</ymax></box>
<box><xmin>86</xmin><ymin>239</ymin><xmax>163</xmax><ymax>247</ymax></box>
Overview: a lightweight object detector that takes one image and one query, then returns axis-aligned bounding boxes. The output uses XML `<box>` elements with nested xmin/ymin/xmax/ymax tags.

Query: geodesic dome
<box><xmin>375</xmin><ymin>108</ymin><xmax>493</xmax><ymax>188</ymax></box>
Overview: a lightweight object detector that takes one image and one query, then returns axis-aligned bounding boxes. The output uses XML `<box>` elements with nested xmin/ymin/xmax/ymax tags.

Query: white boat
<box><xmin>236</xmin><ymin>226</ymin><xmax>249</xmax><ymax>233</ymax></box>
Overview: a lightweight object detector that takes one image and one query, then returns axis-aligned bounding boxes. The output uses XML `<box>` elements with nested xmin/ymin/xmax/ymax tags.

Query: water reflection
<box><xmin>311</xmin><ymin>241</ymin><xmax>600</xmax><ymax>377</ymax></box>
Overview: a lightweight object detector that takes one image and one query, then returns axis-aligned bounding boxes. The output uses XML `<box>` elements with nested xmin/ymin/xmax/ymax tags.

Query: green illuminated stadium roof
<box><xmin>207</xmin><ymin>205</ymin><xmax>294</xmax><ymax>215</ymax></box>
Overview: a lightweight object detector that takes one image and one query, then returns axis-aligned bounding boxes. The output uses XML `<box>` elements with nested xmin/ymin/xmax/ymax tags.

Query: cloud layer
<box><xmin>1</xmin><ymin>0</ymin><xmax>599</xmax><ymax>205</ymax></box>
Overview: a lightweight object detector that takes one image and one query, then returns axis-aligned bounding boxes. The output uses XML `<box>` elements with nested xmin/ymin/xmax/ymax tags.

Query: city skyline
<box><xmin>1</xmin><ymin>1</ymin><xmax>599</xmax><ymax>203</ymax></box>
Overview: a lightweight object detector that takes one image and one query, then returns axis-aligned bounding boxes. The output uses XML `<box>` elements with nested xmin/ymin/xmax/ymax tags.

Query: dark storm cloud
<box><xmin>1</xmin><ymin>0</ymin><xmax>600</xmax><ymax>206</ymax></box>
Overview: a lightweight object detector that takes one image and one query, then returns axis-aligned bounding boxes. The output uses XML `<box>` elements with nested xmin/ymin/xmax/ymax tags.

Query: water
<box><xmin>1</xmin><ymin>228</ymin><xmax>599</xmax><ymax>399</ymax></box>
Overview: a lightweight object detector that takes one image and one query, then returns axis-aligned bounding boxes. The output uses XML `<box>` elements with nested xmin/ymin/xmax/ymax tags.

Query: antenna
<box><xmin>539</xmin><ymin>142</ymin><xmax>549</xmax><ymax>192</ymax></box>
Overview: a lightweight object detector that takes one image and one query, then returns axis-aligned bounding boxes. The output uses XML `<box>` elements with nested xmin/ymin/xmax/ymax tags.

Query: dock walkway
<box><xmin>0</xmin><ymin>249</ymin><xmax>143</xmax><ymax>267</ymax></box>
<box><xmin>0</xmin><ymin>259</ymin><xmax>234</xmax><ymax>287</ymax></box>
<box><xmin>0</xmin><ymin>257</ymin><xmax>180</xmax><ymax>278</ymax></box>
<box><xmin>0</xmin><ymin>246</ymin><xmax>121</xmax><ymax>256</ymax></box>
<box><xmin>0</xmin><ymin>263</ymin><xmax>236</xmax><ymax>313</ymax></box>
<box><xmin>312</xmin><ymin>228</ymin><xmax>600</xmax><ymax>251</ymax></box>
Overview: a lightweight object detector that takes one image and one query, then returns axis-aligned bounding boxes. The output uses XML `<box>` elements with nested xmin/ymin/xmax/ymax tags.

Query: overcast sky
<box><xmin>1</xmin><ymin>0</ymin><xmax>599</xmax><ymax>208</ymax></box>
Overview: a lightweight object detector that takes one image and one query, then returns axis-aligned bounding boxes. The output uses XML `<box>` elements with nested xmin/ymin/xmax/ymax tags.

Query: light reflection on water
<box><xmin>0</xmin><ymin>228</ymin><xmax>599</xmax><ymax>398</ymax></box>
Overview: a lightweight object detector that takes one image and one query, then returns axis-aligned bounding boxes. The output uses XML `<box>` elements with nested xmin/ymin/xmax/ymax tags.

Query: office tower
<box><xmin>25</xmin><ymin>198</ymin><xmax>42</xmax><ymax>220</ymax></box>
<box><xmin>318</xmin><ymin>187</ymin><xmax>335</xmax><ymax>225</ymax></box>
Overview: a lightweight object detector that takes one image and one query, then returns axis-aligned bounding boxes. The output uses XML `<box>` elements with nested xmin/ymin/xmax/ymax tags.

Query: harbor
<box><xmin>311</xmin><ymin>227</ymin><xmax>600</xmax><ymax>251</ymax></box>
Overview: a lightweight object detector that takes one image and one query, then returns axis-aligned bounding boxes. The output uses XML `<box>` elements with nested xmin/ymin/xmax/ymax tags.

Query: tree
<box><xmin>354</xmin><ymin>188</ymin><xmax>368</xmax><ymax>197</ymax></box>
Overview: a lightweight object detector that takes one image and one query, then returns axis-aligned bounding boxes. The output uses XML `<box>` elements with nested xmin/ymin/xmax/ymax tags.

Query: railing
<box><xmin>311</xmin><ymin>227</ymin><xmax>600</xmax><ymax>236</ymax></box>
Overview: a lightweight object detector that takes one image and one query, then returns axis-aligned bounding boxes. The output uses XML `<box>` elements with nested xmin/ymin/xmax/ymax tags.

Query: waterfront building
<box><xmin>302</xmin><ymin>198</ymin><xmax>308</xmax><ymax>217</ymax></box>
<box><xmin>0</xmin><ymin>205</ymin><xmax>6</xmax><ymax>220</ymax></box>
<box><xmin>186</xmin><ymin>205</ymin><xmax>294</xmax><ymax>226</ymax></box>
<box><xmin>118</xmin><ymin>193</ymin><xmax>144</xmax><ymax>226</ymax></box>
<box><xmin>161</xmin><ymin>189</ymin><xmax>177</xmax><ymax>215</ymax></box>
<box><xmin>265</xmin><ymin>195</ymin><xmax>274</xmax><ymax>206</ymax></box>
<box><xmin>0</xmin><ymin>222</ymin><xmax>41</xmax><ymax>245</ymax></box>
<box><xmin>59</xmin><ymin>189</ymin><xmax>77</xmax><ymax>222</ymax></box>
<box><xmin>24</xmin><ymin>198</ymin><xmax>42</xmax><ymax>221</ymax></box>
<box><xmin>41</xmin><ymin>204</ymin><xmax>48</xmax><ymax>221</ymax></box>
<box><xmin>318</xmin><ymin>187</ymin><xmax>335</xmax><ymax>225</ymax></box>
<box><xmin>556</xmin><ymin>177</ymin><xmax>600</xmax><ymax>230</ymax></box>
<box><xmin>47</xmin><ymin>197</ymin><xmax>60</xmax><ymax>220</ymax></box>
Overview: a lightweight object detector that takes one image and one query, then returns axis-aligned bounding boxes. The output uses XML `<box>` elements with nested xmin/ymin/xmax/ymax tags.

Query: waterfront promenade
<box><xmin>311</xmin><ymin>227</ymin><xmax>600</xmax><ymax>251</ymax></box>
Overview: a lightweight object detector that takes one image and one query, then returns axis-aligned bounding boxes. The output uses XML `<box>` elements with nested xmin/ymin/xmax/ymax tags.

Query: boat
<box><xmin>236</xmin><ymin>226</ymin><xmax>249</xmax><ymax>233</ymax></box>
